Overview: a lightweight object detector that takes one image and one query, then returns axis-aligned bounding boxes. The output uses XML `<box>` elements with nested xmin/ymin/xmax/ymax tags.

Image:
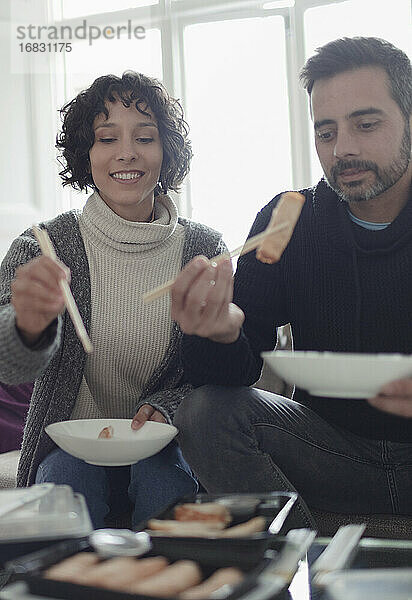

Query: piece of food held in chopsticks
<box><xmin>143</xmin><ymin>191</ymin><xmax>304</xmax><ymax>303</ymax></box>
<box><xmin>256</xmin><ymin>191</ymin><xmax>305</xmax><ymax>264</ymax></box>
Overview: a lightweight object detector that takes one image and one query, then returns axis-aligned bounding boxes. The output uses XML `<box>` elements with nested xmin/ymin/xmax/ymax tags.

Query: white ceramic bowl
<box><xmin>261</xmin><ymin>351</ymin><xmax>412</xmax><ymax>398</ymax></box>
<box><xmin>45</xmin><ymin>419</ymin><xmax>178</xmax><ymax>466</ymax></box>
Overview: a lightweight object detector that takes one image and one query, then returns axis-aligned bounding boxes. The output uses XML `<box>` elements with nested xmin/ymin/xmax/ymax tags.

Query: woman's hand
<box><xmin>367</xmin><ymin>378</ymin><xmax>412</xmax><ymax>418</ymax></box>
<box><xmin>171</xmin><ymin>256</ymin><xmax>244</xmax><ymax>344</ymax></box>
<box><xmin>132</xmin><ymin>404</ymin><xmax>167</xmax><ymax>430</ymax></box>
<box><xmin>11</xmin><ymin>256</ymin><xmax>69</xmax><ymax>346</ymax></box>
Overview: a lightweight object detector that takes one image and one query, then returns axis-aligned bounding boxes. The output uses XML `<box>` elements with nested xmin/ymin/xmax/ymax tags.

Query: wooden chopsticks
<box><xmin>32</xmin><ymin>226</ymin><xmax>93</xmax><ymax>354</ymax></box>
<box><xmin>143</xmin><ymin>221</ymin><xmax>288</xmax><ymax>304</ymax></box>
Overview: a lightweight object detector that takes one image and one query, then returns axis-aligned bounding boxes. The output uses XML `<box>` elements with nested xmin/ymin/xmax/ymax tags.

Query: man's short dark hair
<box><xmin>300</xmin><ymin>37</ymin><xmax>412</xmax><ymax>120</ymax></box>
<box><xmin>56</xmin><ymin>71</ymin><xmax>192</xmax><ymax>195</ymax></box>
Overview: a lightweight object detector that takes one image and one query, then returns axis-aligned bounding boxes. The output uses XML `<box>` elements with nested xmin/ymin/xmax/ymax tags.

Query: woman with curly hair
<box><xmin>0</xmin><ymin>72</ymin><xmax>225</xmax><ymax>527</ymax></box>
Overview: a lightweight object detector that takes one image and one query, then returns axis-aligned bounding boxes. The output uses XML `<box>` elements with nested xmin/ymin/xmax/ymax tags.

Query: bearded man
<box><xmin>171</xmin><ymin>37</ymin><xmax>412</xmax><ymax>526</ymax></box>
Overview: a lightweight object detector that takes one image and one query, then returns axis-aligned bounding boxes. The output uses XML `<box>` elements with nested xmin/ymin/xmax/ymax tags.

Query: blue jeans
<box><xmin>174</xmin><ymin>386</ymin><xmax>412</xmax><ymax>528</ymax></box>
<box><xmin>35</xmin><ymin>441</ymin><xmax>198</xmax><ymax>529</ymax></box>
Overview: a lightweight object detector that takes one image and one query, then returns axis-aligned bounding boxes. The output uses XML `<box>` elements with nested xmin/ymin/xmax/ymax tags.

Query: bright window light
<box><xmin>61</xmin><ymin>0</ymin><xmax>158</xmax><ymax>19</ymax></box>
<box><xmin>184</xmin><ymin>16</ymin><xmax>292</xmax><ymax>250</ymax></box>
<box><xmin>263</xmin><ymin>1</ymin><xmax>295</xmax><ymax>9</ymax></box>
<box><xmin>64</xmin><ymin>29</ymin><xmax>162</xmax><ymax>83</ymax></box>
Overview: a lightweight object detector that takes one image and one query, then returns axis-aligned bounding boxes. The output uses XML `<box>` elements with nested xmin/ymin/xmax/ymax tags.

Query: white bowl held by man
<box><xmin>45</xmin><ymin>419</ymin><xmax>178</xmax><ymax>466</ymax></box>
<box><xmin>262</xmin><ymin>351</ymin><xmax>412</xmax><ymax>399</ymax></box>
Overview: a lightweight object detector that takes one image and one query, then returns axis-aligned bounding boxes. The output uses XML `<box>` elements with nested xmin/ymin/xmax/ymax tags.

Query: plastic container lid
<box><xmin>0</xmin><ymin>484</ymin><xmax>93</xmax><ymax>542</ymax></box>
<box><xmin>324</xmin><ymin>569</ymin><xmax>412</xmax><ymax>600</ymax></box>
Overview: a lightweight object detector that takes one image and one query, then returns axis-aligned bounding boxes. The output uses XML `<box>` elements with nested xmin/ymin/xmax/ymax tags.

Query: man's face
<box><xmin>311</xmin><ymin>66</ymin><xmax>411</xmax><ymax>203</ymax></box>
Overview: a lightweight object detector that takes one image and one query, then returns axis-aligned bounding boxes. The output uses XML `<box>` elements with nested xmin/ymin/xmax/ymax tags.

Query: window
<box><xmin>61</xmin><ymin>0</ymin><xmax>158</xmax><ymax>20</ymax></box>
<box><xmin>64</xmin><ymin>29</ymin><xmax>162</xmax><ymax>94</ymax></box>
<box><xmin>184</xmin><ymin>16</ymin><xmax>292</xmax><ymax>249</ymax></box>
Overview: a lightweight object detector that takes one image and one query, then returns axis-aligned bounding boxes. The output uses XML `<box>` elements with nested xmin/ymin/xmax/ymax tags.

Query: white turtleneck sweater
<box><xmin>71</xmin><ymin>192</ymin><xmax>185</xmax><ymax>419</ymax></box>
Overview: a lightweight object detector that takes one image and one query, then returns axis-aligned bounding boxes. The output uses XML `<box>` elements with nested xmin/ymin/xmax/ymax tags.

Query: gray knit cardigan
<box><xmin>0</xmin><ymin>209</ymin><xmax>225</xmax><ymax>486</ymax></box>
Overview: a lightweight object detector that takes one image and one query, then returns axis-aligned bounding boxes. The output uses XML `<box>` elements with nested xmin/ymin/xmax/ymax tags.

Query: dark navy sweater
<box><xmin>183</xmin><ymin>179</ymin><xmax>412</xmax><ymax>442</ymax></box>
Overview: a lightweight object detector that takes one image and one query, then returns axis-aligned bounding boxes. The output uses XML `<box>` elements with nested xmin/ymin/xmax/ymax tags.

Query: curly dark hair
<box><xmin>300</xmin><ymin>37</ymin><xmax>412</xmax><ymax>121</ymax></box>
<box><xmin>56</xmin><ymin>71</ymin><xmax>193</xmax><ymax>195</ymax></box>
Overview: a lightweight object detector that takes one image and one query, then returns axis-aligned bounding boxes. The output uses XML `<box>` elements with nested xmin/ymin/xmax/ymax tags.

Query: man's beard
<box><xmin>324</xmin><ymin>122</ymin><xmax>411</xmax><ymax>203</ymax></box>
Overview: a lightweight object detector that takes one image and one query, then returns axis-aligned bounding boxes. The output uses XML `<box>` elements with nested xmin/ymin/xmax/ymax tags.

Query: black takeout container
<box><xmin>135</xmin><ymin>491</ymin><xmax>298</xmax><ymax>568</ymax></box>
<box><xmin>3</xmin><ymin>491</ymin><xmax>299</xmax><ymax>600</ymax></box>
<box><xmin>4</xmin><ymin>536</ymin><xmax>293</xmax><ymax>600</ymax></box>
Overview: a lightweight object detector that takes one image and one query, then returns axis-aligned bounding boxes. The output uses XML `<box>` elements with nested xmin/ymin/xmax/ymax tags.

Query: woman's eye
<box><xmin>99</xmin><ymin>138</ymin><xmax>115</xmax><ymax>143</ymax></box>
<box><xmin>137</xmin><ymin>137</ymin><xmax>153</xmax><ymax>143</ymax></box>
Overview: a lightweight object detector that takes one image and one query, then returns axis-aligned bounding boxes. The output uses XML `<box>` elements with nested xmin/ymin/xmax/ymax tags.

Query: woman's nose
<box><xmin>117</xmin><ymin>139</ymin><xmax>137</xmax><ymax>162</ymax></box>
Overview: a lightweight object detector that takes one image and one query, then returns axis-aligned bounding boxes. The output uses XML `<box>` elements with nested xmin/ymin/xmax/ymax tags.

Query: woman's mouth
<box><xmin>110</xmin><ymin>170</ymin><xmax>145</xmax><ymax>183</ymax></box>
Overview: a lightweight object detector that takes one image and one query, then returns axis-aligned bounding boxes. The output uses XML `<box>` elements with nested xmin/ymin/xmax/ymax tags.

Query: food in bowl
<box><xmin>97</xmin><ymin>426</ymin><xmax>114</xmax><ymax>439</ymax></box>
<box><xmin>45</xmin><ymin>419</ymin><xmax>178</xmax><ymax>466</ymax></box>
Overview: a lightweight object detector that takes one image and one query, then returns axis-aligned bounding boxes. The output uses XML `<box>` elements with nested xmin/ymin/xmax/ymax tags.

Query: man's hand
<box><xmin>11</xmin><ymin>256</ymin><xmax>69</xmax><ymax>346</ymax></box>
<box><xmin>367</xmin><ymin>378</ymin><xmax>412</xmax><ymax>418</ymax></box>
<box><xmin>171</xmin><ymin>255</ymin><xmax>245</xmax><ymax>344</ymax></box>
<box><xmin>132</xmin><ymin>404</ymin><xmax>167</xmax><ymax>430</ymax></box>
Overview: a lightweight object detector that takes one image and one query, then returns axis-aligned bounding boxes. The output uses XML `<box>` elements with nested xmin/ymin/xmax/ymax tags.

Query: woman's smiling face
<box><xmin>89</xmin><ymin>99</ymin><xmax>163</xmax><ymax>222</ymax></box>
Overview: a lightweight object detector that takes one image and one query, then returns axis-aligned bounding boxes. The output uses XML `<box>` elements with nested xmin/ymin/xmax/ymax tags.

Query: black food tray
<box><xmin>5</xmin><ymin>537</ymin><xmax>290</xmax><ymax>600</ymax></box>
<box><xmin>0</xmin><ymin>536</ymin><xmax>86</xmax><ymax>570</ymax></box>
<box><xmin>136</xmin><ymin>491</ymin><xmax>297</xmax><ymax>568</ymax></box>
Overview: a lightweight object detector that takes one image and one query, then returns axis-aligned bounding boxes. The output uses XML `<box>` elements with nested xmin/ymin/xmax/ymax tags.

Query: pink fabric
<box><xmin>0</xmin><ymin>382</ymin><xmax>32</xmax><ymax>452</ymax></box>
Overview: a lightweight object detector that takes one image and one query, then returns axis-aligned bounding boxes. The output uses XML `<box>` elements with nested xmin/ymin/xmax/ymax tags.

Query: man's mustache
<box><xmin>331</xmin><ymin>159</ymin><xmax>378</xmax><ymax>179</ymax></box>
